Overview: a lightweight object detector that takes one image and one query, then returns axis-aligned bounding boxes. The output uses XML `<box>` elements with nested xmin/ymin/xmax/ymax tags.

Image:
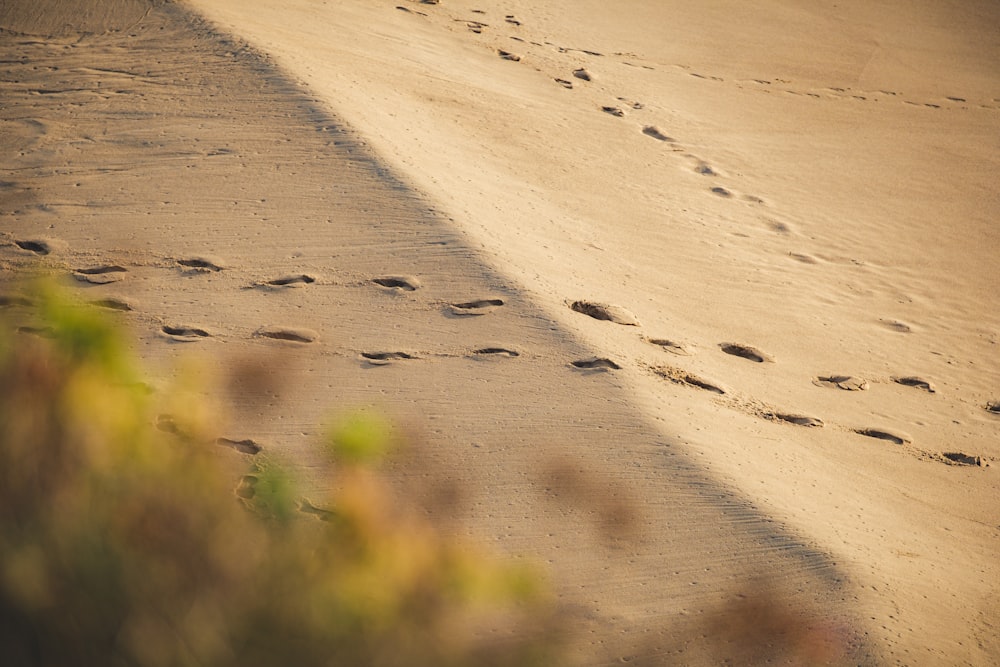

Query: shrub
<box><xmin>0</xmin><ymin>284</ymin><xmax>558</xmax><ymax>666</ymax></box>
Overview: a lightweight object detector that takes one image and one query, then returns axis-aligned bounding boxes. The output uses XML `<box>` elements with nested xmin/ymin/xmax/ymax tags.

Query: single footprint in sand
<box><xmin>473</xmin><ymin>347</ymin><xmax>520</xmax><ymax>357</ymax></box>
<box><xmin>255</xmin><ymin>326</ymin><xmax>318</xmax><ymax>343</ymax></box>
<box><xmin>156</xmin><ymin>414</ymin><xmax>181</xmax><ymax>435</ymax></box>
<box><xmin>177</xmin><ymin>255</ymin><xmax>225</xmax><ymax>272</ymax></box>
<box><xmin>645</xmin><ymin>338</ymin><xmax>692</xmax><ymax>356</ymax></box>
<box><xmin>652</xmin><ymin>365</ymin><xmax>727</xmax><ymax>394</ymax></box>
<box><xmin>0</xmin><ymin>294</ymin><xmax>33</xmax><ymax>308</ymax></box>
<box><xmin>361</xmin><ymin>351</ymin><xmax>418</xmax><ymax>366</ymax></box>
<box><xmin>767</xmin><ymin>412</ymin><xmax>824</xmax><ymax>428</ymax></box>
<box><xmin>720</xmin><ymin>343</ymin><xmax>773</xmax><ymax>363</ymax></box>
<box><xmin>373</xmin><ymin>276</ymin><xmax>420</xmax><ymax>291</ymax></box>
<box><xmin>985</xmin><ymin>402</ymin><xmax>1000</xmax><ymax>416</ymax></box>
<box><xmin>570</xmin><ymin>301</ymin><xmax>640</xmax><ymax>326</ymax></box>
<box><xmin>893</xmin><ymin>376</ymin><xmax>936</xmax><ymax>393</ymax></box>
<box><xmin>299</xmin><ymin>499</ymin><xmax>335</xmax><ymax>521</ymax></box>
<box><xmin>161</xmin><ymin>325</ymin><xmax>211</xmax><ymax>342</ymax></box>
<box><xmin>571</xmin><ymin>357</ymin><xmax>621</xmax><ymax>371</ymax></box>
<box><xmin>710</xmin><ymin>186</ymin><xmax>732</xmax><ymax>198</ymax></box>
<box><xmin>235</xmin><ymin>475</ymin><xmax>257</xmax><ymax>499</ymax></box>
<box><xmin>74</xmin><ymin>265</ymin><xmax>127</xmax><ymax>284</ymax></box>
<box><xmin>498</xmin><ymin>50</ymin><xmax>521</xmax><ymax>61</ymax></box>
<box><xmin>448</xmin><ymin>299</ymin><xmax>504</xmax><ymax>316</ymax></box>
<box><xmin>602</xmin><ymin>106</ymin><xmax>625</xmax><ymax>117</ymax></box>
<box><xmin>854</xmin><ymin>428</ymin><xmax>911</xmax><ymax>445</ymax></box>
<box><xmin>814</xmin><ymin>375</ymin><xmax>868</xmax><ymax>391</ymax></box>
<box><xmin>555</xmin><ymin>78</ymin><xmax>573</xmax><ymax>89</ymax></box>
<box><xmin>90</xmin><ymin>297</ymin><xmax>132</xmax><ymax>312</ymax></box>
<box><xmin>216</xmin><ymin>437</ymin><xmax>262</xmax><ymax>455</ymax></box>
<box><xmin>642</xmin><ymin>126</ymin><xmax>674</xmax><ymax>142</ymax></box>
<box><xmin>573</xmin><ymin>68</ymin><xmax>592</xmax><ymax>81</ymax></box>
<box><xmin>789</xmin><ymin>253</ymin><xmax>820</xmax><ymax>264</ymax></box>
<box><xmin>879</xmin><ymin>319</ymin><xmax>913</xmax><ymax>333</ymax></box>
<box><xmin>14</xmin><ymin>239</ymin><xmax>55</xmax><ymax>255</ymax></box>
<box><xmin>942</xmin><ymin>452</ymin><xmax>983</xmax><ymax>467</ymax></box>
<box><xmin>264</xmin><ymin>274</ymin><xmax>316</xmax><ymax>288</ymax></box>
<box><xmin>395</xmin><ymin>5</ymin><xmax>428</xmax><ymax>16</ymax></box>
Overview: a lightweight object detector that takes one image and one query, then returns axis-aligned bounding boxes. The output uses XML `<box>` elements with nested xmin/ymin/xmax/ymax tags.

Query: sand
<box><xmin>2</xmin><ymin>0</ymin><xmax>998</xmax><ymax>664</ymax></box>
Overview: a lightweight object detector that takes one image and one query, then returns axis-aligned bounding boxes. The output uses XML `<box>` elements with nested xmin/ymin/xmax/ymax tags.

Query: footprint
<box><xmin>570</xmin><ymin>301</ymin><xmax>640</xmax><ymax>326</ymax></box>
<box><xmin>893</xmin><ymin>376</ymin><xmax>936</xmax><ymax>393</ymax></box>
<box><xmin>161</xmin><ymin>325</ymin><xmax>211</xmax><ymax>341</ymax></box>
<box><xmin>235</xmin><ymin>475</ymin><xmax>257</xmax><ymax>499</ymax></box>
<box><xmin>265</xmin><ymin>274</ymin><xmax>316</xmax><ymax>287</ymax></box>
<box><xmin>395</xmin><ymin>5</ymin><xmax>426</xmax><ymax>15</ymax></box>
<box><xmin>694</xmin><ymin>163</ymin><xmax>718</xmax><ymax>176</ymax></box>
<box><xmin>789</xmin><ymin>253</ymin><xmax>819</xmax><ymax>264</ymax></box>
<box><xmin>814</xmin><ymin>375</ymin><xmax>868</xmax><ymax>391</ymax></box>
<box><xmin>17</xmin><ymin>326</ymin><xmax>55</xmax><ymax>338</ymax></box>
<box><xmin>602</xmin><ymin>106</ymin><xmax>625</xmax><ymax>117</ymax></box>
<box><xmin>156</xmin><ymin>414</ymin><xmax>181</xmax><ymax>435</ymax></box>
<box><xmin>90</xmin><ymin>297</ymin><xmax>132</xmax><ymax>311</ymax></box>
<box><xmin>767</xmin><ymin>220</ymin><xmax>791</xmax><ymax>234</ymax></box>
<box><xmin>645</xmin><ymin>338</ymin><xmax>691</xmax><ymax>355</ymax></box>
<box><xmin>14</xmin><ymin>239</ymin><xmax>52</xmax><ymax>255</ymax></box>
<box><xmin>299</xmin><ymin>499</ymin><xmax>335</xmax><ymax>521</ymax></box>
<box><xmin>942</xmin><ymin>452</ymin><xmax>982</xmax><ymax>467</ymax></box>
<box><xmin>216</xmin><ymin>437</ymin><xmax>262</xmax><ymax>455</ymax></box>
<box><xmin>372</xmin><ymin>276</ymin><xmax>420</xmax><ymax>291</ymax></box>
<box><xmin>0</xmin><ymin>294</ymin><xmax>33</xmax><ymax>308</ymax></box>
<box><xmin>361</xmin><ymin>351</ymin><xmax>417</xmax><ymax>366</ymax></box>
<box><xmin>555</xmin><ymin>78</ymin><xmax>573</xmax><ymax>89</ymax></box>
<box><xmin>854</xmin><ymin>428</ymin><xmax>911</xmax><ymax>445</ymax></box>
<box><xmin>505</xmin><ymin>15</ymin><xmax>521</xmax><ymax>26</ymax></box>
<box><xmin>710</xmin><ymin>186</ymin><xmax>732</xmax><ymax>197</ymax></box>
<box><xmin>448</xmin><ymin>298</ymin><xmax>504</xmax><ymax>316</ymax></box>
<box><xmin>879</xmin><ymin>319</ymin><xmax>912</xmax><ymax>333</ymax></box>
<box><xmin>571</xmin><ymin>357</ymin><xmax>621</xmax><ymax>371</ymax></box>
<box><xmin>720</xmin><ymin>343</ymin><xmax>773</xmax><ymax>363</ymax></box>
<box><xmin>473</xmin><ymin>347</ymin><xmax>520</xmax><ymax>357</ymax></box>
<box><xmin>573</xmin><ymin>68</ymin><xmax>592</xmax><ymax>81</ymax></box>
<box><xmin>177</xmin><ymin>255</ymin><xmax>225</xmax><ymax>272</ymax></box>
<box><xmin>255</xmin><ymin>326</ymin><xmax>318</xmax><ymax>343</ymax></box>
<box><xmin>653</xmin><ymin>366</ymin><xmax>727</xmax><ymax>394</ymax></box>
<box><xmin>767</xmin><ymin>412</ymin><xmax>824</xmax><ymax>428</ymax></box>
<box><xmin>498</xmin><ymin>50</ymin><xmax>521</xmax><ymax>62</ymax></box>
<box><xmin>74</xmin><ymin>265</ymin><xmax>127</xmax><ymax>284</ymax></box>
<box><xmin>986</xmin><ymin>402</ymin><xmax>1000</xmax><ymax>416</ymax></box>
<box><xmin>641</xmin><ymin>126</ymin><xmax>674</xmax><ymax>142</ymax></box>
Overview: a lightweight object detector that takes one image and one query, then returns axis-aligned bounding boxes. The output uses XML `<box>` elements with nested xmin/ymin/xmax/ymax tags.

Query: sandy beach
<box><xmin>2</xmin><ymin>0</ymin><xmax>998</xmax><ymax>663</ymax></box>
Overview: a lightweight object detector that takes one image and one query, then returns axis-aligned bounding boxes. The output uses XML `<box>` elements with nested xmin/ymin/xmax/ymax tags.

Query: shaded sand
<box><xmin>3</xmin><ymin>0</ymin><xmax>999</xmax><ymax>664</ymax></box>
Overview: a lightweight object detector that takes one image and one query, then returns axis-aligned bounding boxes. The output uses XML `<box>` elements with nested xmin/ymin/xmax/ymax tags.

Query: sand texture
<box><xmin>2</xmin><ymin>0</ymin><xmax>998</xmax><ymax>664</ymax></box>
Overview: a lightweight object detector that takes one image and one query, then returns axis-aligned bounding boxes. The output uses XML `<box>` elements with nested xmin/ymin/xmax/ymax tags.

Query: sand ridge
<box><xmin>183</xmin><ymin>1</ymin><xmax>1000</xmax><ymax>663</ymax></box>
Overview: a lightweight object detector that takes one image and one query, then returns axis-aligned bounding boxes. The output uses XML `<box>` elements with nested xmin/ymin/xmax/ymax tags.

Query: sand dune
<box><xmin>2</xmin><ymin>0</ymin><xmax>998</xmax><ymax>664</ymax></box>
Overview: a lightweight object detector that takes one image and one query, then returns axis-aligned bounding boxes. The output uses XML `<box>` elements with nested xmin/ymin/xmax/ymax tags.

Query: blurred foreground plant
<box><xmin>0</xmin><ymin>285</ymin><xmax>558</xmax><ymax>666</ymax></box>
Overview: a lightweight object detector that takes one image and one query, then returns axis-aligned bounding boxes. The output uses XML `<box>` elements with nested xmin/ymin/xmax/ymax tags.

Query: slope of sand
<box><xmin>2</xmin><ymin>0</ymin><xmax>998</xmax><ymax>664</ymax></box>
<box><xmin>183</xmin><ymin>0</ymin><xmax>1000</xmax><ymax>663</ymax></box>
